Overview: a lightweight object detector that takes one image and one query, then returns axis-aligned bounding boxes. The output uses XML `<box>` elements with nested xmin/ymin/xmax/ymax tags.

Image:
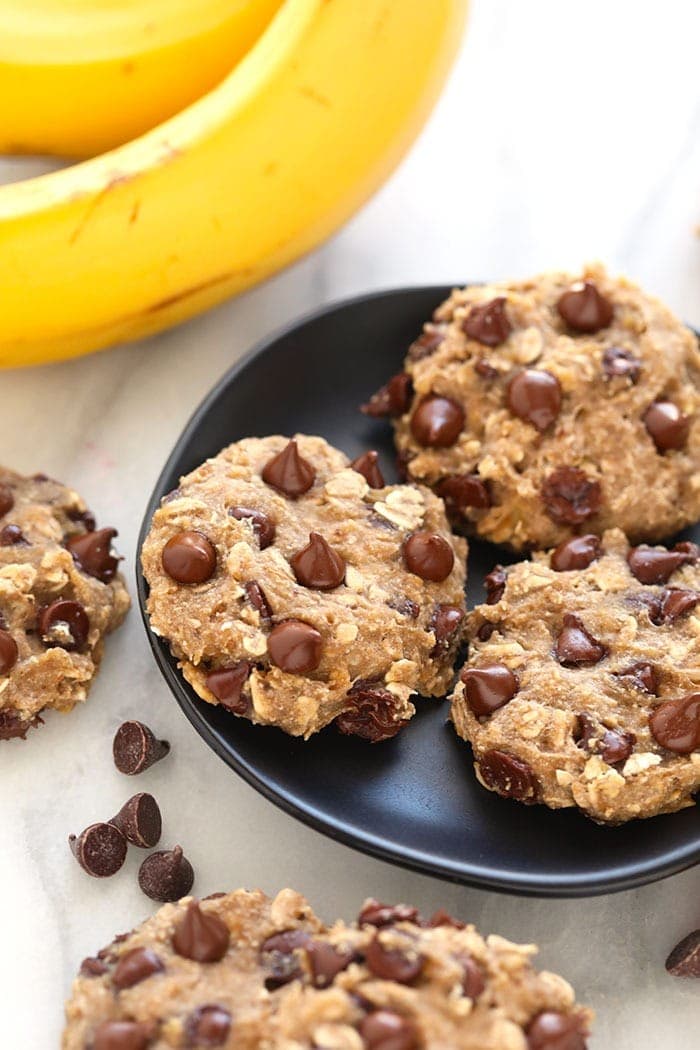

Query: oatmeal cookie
<box><xmin>451</xmin><ymin>529</ymin><xmax>700</xmax><ymax>823</ymax></box>
<box><xmin>63</xmin><ymin>888</ymin><xmax>592</xmax><ymax>1049</ymax></box>
<box><xmin>141</xmin><ymin>435</ymin><xmax>467</xmax><ymax>740</ymax></box>
<box><xmin>0</xmin><ymin>468</ymin><xmax>129</xmax><ymax>740</ymax></box>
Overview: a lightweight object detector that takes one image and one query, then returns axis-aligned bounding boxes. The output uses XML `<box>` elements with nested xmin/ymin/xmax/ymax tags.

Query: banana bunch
<box><xmin>0</xmin><ymin>0</ymin><xmax>468</xmax><ymax>367</ymax></box>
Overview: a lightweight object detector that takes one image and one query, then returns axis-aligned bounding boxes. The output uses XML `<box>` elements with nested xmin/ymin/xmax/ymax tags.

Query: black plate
<box><xmin>137</xmin><ymin>286</ymin><xmax>700</xmax><ymax>897</ymax></box>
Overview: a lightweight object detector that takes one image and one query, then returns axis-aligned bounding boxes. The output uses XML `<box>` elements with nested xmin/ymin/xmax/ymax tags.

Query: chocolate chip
<box><xmin>575</xmin><ymin>713</ymin><xmax>635</xmax><ymax>766</ymax></box>
<box><xmin>69</xmin><ymin>822</ymin><xmax>127</xmax><ymax>878</ymax></box>
<box><xmin>351</xmin><ymin>450</ymin><xmax>386</xmax><ymax>488</ymax></box>
<box><xmin>650</xmin><ymin>693</ymin><xmax>700</xmax><ymax>753</ymax></box>
<box><xmin>484</xmin><ymin>565</ymin><xmax>507</xmax><ymax>604</ymax></box>
<box><xmin>628</xmin><ymin>543</ymin><xmax>697</xmax><ymax>584</ymax></box>
<box><xmin>506</xmin><ymin>369</ymin><xmax>562</xmax><ymax>431</ymax></box>
<box><xmin>92</xmin><ymin>1020</ymin><xmax>154</xmax><ymax>1050</ymax></box>
<box><xmin>436</xmin><ymin>474</ymin><xmax>491</xmax><ymax>513</ymax></box>
<box><xmin>112</xmin><ymin>947</ymin><xmax>164</xmax><ymax>990</ymax></box>
<box><xmin>463</xmin><ymin>297</ymin><xmax>512</xmax><ymax>346</ymax></box>
<box><xmin>0</xmin><ymin>484</ymin><xmax>14</xmax><ymax>517</ymax></box>
<box><xmin>244</xmin><ymin>580</ymin><xmax>273</xmax><ymax>623</ymax></box>
<box><xmin>38</xmin><ymin>598</ymin><xmax>89</xmax><ymax>651</ymax></box>
<box><xmin>550</xmin><ymin>534</ymin><xmax>601</xmax><ymax>572</ymax></box>
<box><xmin>358</xmin><ymin>1010</ymin><xmax>419</xmax><ymax>1050</ymax></box>
<box><xmin>138</xmin><ymin>844</ymin><xmax>194</xmax><ymax>902</ymax></box>
<box><xmin>475</xmin><ymin>358</ymin><xmax>499</xmax><ymax>379</ymax></box>
<box><xmin>409</xmin><ymin>395</ymin><xmax>465</xmax><ymax>448</ymax></box>
<box><xmin>162</xmin><ymin>531</ymin><xmax>216</xmax><ymax>585</ymax></box>
<box><xmin>262</xmin><ymin>439</ymin><xmax>316</xmax><ymax>497</ymax></box>
<box><xmin>429</xmin><ymin>604</ymin><xmax>464</xmax><ymax>656</ymax></box>
<box><xmin>291</xmin><ymin>532</ymin><xmax>346</xmax><ymax>590</ymax></box>
<box><xmin>113</xmin><ymin>721</ymin><xmax>170</xmax><ymax>775</ymax></box>
<box><xmin>267</xmin><ymin>620</ymin><xmax>322</xmax><ymax>673</ymax></box>
<box><xmin>67</xmin><ymin>506</ymin><xmax>96</xmax><ymax>531</ymax></box>
<box><xmin>388</xmin><ymin>597</ymin><xmax>420</xmax><ymax>619</ymax></box>
<box><xmin>556</xmin><ymin>614</ymin><xmax>606</xmax><ymax>667</ymax></box>
<box><xmin>666</xmin><ymin>930</ymin><xmax>700</xmax><ymax>978</ymax></box>
<box><xmin>655</xmin><ymin>588</ymin><xmax>700</xmax><ymax>624</ymax></box>
<box><xmin>365</xmin><ymin>934</ymin><xmax>424</xmax><ymax>983</ymax></box>
<box><xmin>477</xmin><ymin>622</ymin><xmax>497</xmax><ymax>641</ymax></box>
<box><xmin>0</xmin><ymin>629</ymin><xmax>18</xmax><ymax>674</ymax></box>
<box><xmin>0</xmin><ymin>709</ymin><xmax>41</xmax><ymax>740</ymax></box>
<box><xmin>557</xmin><ymin>280</ymin><xmax>613</xmax><ymax>333</ymax></box>
<box><xmin>395</xmin><ymin>449</ymin><xmax>411</xmax><ymax>482</ymax></box>
<box><xmin>613</xmin><ymin>661</ymin><xmax>659</xmax><ymax>695</ymax></box>
<box><xmin>527</xmin><ymin>1010</ymin><xmax>588</xmax><ymax>1050</ymax></box>
<box><xmin>407</xmin><ymin>323</ymin><xmax>448</xmax><ymax>361</ymax></box>
<box><xmin>644</xmin><ymin>401</ymin><xmax>690</xmax><ymax>452</ymax></box>
<box><xmin>358</xmin><ymin>900</ymin><xmax>421</xmax><ymax>928</ymax></box>
<box><xmin>542</xmin><ymin>467</ymin><xmax>602</xmax><ymax>525</ymax></box>
<box><xmin>79</xmin><ymin>956</ymin><xmax>109</xmax><ymax>978</ymax></box>
<box><xmin>228</xmin><ymin>506</ymin><xmax>275</xmax><ymax>549</ymax></box>
<box><xmin>361</xmin><ymin>372</ymin><xmax>413</xmax><ymax>417</ymax></box>
<box><xmin>306</xmin><ymin>940</ymin><xmax>355</xmax><ymax>987</ymax></box>
<box><xmin>426</xmin><ymin>910</ymin><xmax>464</xmax><ymax>930</ymax></box>
<box><xmin>172</xmin><ymin>901</ymin><xmax>230</xmax><ymax>963</ymax></box>
<box><xmin>205</xmin><ymin>662</ymin><xmax>251</xmax><ymax>713</ymax></box>
<box><xmin>260</xmin><ymin>929</ymin><xmax>311</xmax><ymax>989</ymax></box>
<box><xmin>602</xmin><ymin>346</ymin><xmax>641</xmax><ymax>382</ymax></box>
<box><xmin>402</xmin><ymin>532</ymin><xmax>454</xmax><ymax>582</ymax></box>
<box><xmin>335</xmin><ymin>680</ymin><xmax>409</xmax><ymax>742</ymax></box>
<box><xmin>66</xmin><ymin>527</ymin><xmax>119</xmax><ymax>582</ymax></box>
<box><xmin>477</xmin><ymin>750</ymin><xmax>538</xmax><ymax>802</ymax></box>
<box><xmin>460</xmin><ymin>955</ymin><xmax>485</xmax><ymax>999</ymax></box>
<box><xmin>0</xmin><ymin>524</ymin><xmax>27</xmax><ymax>546</ymax></box>
<box><xmin>110</xmin><ymin>793</ymin><xmax>162</xmax><ymax>848</ymax></box>
<box><xmin>184</xmin><ymin>1005</ymin><xmax>232</xmax><ymax>1047</ymax></box>
<box><xmin>461</xmin><ymin>663</ymin><xmax>519</xmax><ymax>716</ymax></box>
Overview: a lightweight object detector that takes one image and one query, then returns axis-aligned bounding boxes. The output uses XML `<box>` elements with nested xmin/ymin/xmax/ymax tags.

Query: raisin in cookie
<box><xmin>141</xmin><ymin>435</ymin><xmax>466</xmax><ymax>740</ymax></box>
<box><xmin>451</xmin><ymin>528</ymin><xmax>700</xmax><ymax>823</ymax></box>
<box><xmin>63</xmin><ymin>888</ymin><xmax>592</xmax><ymax>1050</ymax></box>
<box><xmin>368</xmin><ymin>264</ymin><xmax>700</xmax><ymax>551</ymax></box>
<box><xmin>0</xmin><ymin>468</ymin><xmax>129</xmax><ymax>740</ymax></box>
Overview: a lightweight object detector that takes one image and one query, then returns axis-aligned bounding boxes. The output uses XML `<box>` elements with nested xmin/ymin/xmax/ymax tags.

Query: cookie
<box><xmin>451</xmin><ymin>528</ymin><xmax>700</xmax><ymax>823</ymax></box>
<box><xmin>370</xmin><ymin>264</ymin><xmax>700</xmax><ymax>551</ymax></box>
<box><xmin>0</xmin><ymin>468</ymin><xmax>129</xmax><ymax>740</ymax></box>
<box><xmin>63</xmin><ymin>888</ymin><xmax>592</xmax><ymax>1049</ymax></box>
<box><xmin>141</xmin><ymin>435</ymin><xmax>467</xmax><ymax>740</ymax></box>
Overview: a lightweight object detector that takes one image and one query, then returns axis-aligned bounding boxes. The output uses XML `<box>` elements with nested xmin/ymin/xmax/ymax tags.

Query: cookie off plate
<box><xmin>136</xmin><ymin>286</ymin><xmax>700</xmax><ymax>897</ymax></box>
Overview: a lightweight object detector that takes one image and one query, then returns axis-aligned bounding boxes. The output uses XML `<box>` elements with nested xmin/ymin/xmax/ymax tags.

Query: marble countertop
<box><xmin>1</xmin><ymin>1</ymin><xmax>699</xmax><ymax>1045</ymax></box>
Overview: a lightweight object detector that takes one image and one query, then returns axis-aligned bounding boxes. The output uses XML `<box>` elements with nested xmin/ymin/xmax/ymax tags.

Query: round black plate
<box><xmin>137</xmin><ymin>286</ymin><xmax>700</xmax><ymax>897</ymax></box>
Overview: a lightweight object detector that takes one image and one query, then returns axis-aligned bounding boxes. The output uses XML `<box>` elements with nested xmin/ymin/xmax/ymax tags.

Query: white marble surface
<box><xmin>1</xmin><ymin>1</ymin><xmax>699</xmax><ymax>1045</ymax></box>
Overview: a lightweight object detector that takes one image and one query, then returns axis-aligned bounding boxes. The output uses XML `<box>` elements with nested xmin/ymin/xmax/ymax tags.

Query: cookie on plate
<box><xmin>451</xmin><ymin>528</ymin><xmax>700</xmax><ymax>824</ymax></box>
<box><xmin>367</xmin><ymin>264</ymin><xmax>700</xmax><ymax>551</ymax></box>
<box><xmin>0</xmin><ymin>468</ymin><xmax>129</xmax><ymax>741</ymax></box>
<box><xmin>141</xmin><ymin>435</ymin><xmax>467</xmax><ymax>741</ymax></box>
<box><xmin>63</xmin><ymin>887</ymin><xmax>592</xmax><ymax>1049</ymax></box>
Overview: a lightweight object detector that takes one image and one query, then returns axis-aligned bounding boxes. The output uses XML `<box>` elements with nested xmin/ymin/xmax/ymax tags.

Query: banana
<box><xmin>0</xmin><ymin>0</ymin><xmax>284</xmax><ymax>158</ymax></box>
<box><xmin>0</xmin><ymin>0</ymin><xmax>468</xmax><ymax>368</ymax></box>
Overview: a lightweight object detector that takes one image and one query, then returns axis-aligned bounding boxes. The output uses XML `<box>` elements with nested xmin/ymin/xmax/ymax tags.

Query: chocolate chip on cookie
<box><xmin>555</xmin><ymin>614</ymin><xmax>606</xmax><ymax>667</ymax></box>
<box><xmin>365</xmin><ymin>934</ymin><xmax>424</xmax><ymax>984</ymax></box>
<box><xmin>290</xmin><ymin>532</ymin><xmax>345</xmax><ymax>590</ymax></box>
<box><xmin>551</xmin><ymin>534</ymin><xmax>601</xmax><ymax>572</ymax></box>
<box><xmin>267</xmin><ymin>620</ymin><xmax>322</xmax><ymax>673</ymax></box>
<box><xmin>557</xmin><ymin>280</ymin><xmax>613</xmax><ymax>332</ymax></box>
<box><xmin>461</xmin><ymin>664</ymin><xmax>519</xmax><ymax>717</ymax></box>
<box><xmin>162</xmin><ymin>531</ymin><xmax>217</xmax><ymax>584</ymax></box>
<box><xmin>228</xmin><ymin>506</ymin><xmax>276</xmax><ymax>549</ymax></box>
<box><xmin>643</xmin><ymin>401</ymin><xmax>690</xmax><ymax>452</ymax></box>
<box><xmin>506</xmin><ymin>369</ymin><xmax>562</xmax><ymax>431</ymax></box>
<box><xmin>462</xmin><ymin>297</ymin><xmax>512</xmax><ymax>346</ymax></box>
<box><xmin>39</xmin><ymin>599</ymin><xmax>89</xmax><ymax>651</ymax></box>
<box><xmin>359</xmin><ymin>1010</ymin><xmax>419</xmax><ymax>1050</ymax></box>
<box><xmin>205</xmin><ymin>663</ymin><xmax>251</xmax><ymax>713</ymax></box>
<box><xmin>601</xmin><ymin>346</ymin><xmax>641</xmax><ymax>382</ymax></box>
<box><xmin>542</xmin><ymin>467</ymin><xmax>602</xmax><ymax>526</ymax></box>
<box><xmin>262</xmin><ymin>439</ymin><xmax>316</xmax><ymax>496</ymax></box>
<box><xmin>477</xmin><ymin>750</ymin><xmax>539</xmax><ymax>802</ymax></box>
<box><xmin>112</xmin><ymin>948</ymin><xmax>164</xmax><ymax>990</ymax></box>
<box><xmin>361</xmin><ymin>372</ymin><xmax>413</xmax><ymax>418</ymax></box>
<box><xmin>402</xmin><ymin>532</ymin><xmax>454</xmax><ymax>582</ymax></box>
<box><xmin>410</xmin><ymin>395</ymin><xmax>465</xmax><ymax>447</ymax></box>
<box><xmin>66</xmin><ymin>527</ymin><xmax>119</xmax><ymax>582</ymax></box>
<box><xmin>350</xmin><ymin>450</ymin><xmax>385</xmax><ymax>488</ymax></box>
<box><xmin>172</xmin><ymin>902</ymin><xmax>230</xmax><ymax>963</ymax></box>
<box><xmin>184</xmin><ymin>1005</ymin><xmax>232</xmax><ymax>1047</ymax></box>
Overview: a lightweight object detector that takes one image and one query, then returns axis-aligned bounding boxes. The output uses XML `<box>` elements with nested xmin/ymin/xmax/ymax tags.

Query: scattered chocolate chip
<box><xmin>38</xmin><ymin>598</ymin><xmax>89</xmax><ymax>651</ymax></box>
<box><xmin>244</xmin><ymin>580</ymin><xmax>273</xmax><ymax>624</ymax></box>
<box><xmin>650</xmin><ymin>693</ymin><xmax>700</xmax><ymax>753</ymax></box>
<box><xmin>92</xmin><ymin>1019</ymin><xmax>154</xmax><ymax>1050</ymax></box>
<box><xmin>228</xmin><ymin>506</ymin><xmax>275</xmax><ymax>549</ymax></box>
<box><xmin>463</xmin><ymin>297</ymin><xmax>512</xmax><ymax>346</ymax></box>
<box><xmin>527</xmin><ymin>1010</ymin><xmax>588</xmax><ymax>1050</ymax></box>
<box><xmin>0</xmin><ymin>709</ymin><xmax>41</xmax><ymax>740</ymax></box>
<box><xmin>351</xmin><ymin>450</ymin><xmax>386</xmax><ymax>488</ymax></box>
<box><xmin>67</xmin><ymin>506</ymin><xmax>96</xmax><ymax>531</ymax></box>
<box><xmin>358</xmin><ymin>900</ymin><xmax>420</xmax><ymax>928</ymax></box>
<box><xmin>291</xmin><ymin>532</ymin><xmax>346</xmax><ymax>590</ymax></box>
<box><xmin>461</xmin><ymin>663</ymin><xmax>519</xmax><ymax>716</ymax></box>
<box><xmin>542</xmin><ymin>467</ymin><xmax>602</xmax><ymax>525</ymax></box>
<box><xmin>402</xmin><ymin>532</ymin><xmax>454</xmax><ymax>582</ymax></box>
<box><xmin>69</xmin><ymin>822</ymin><xmax>127</xmax><ymax>878</ymax></box>
<box><xmin>267</xmin><ymin>620</ymin><xmax>322</xmax><ymax>673</ymax></box>
<box><xmin>260</xmin><ymin>928</ymin><xmax>311</xmax><ymax>990</ymax></box>
<box><xmin>484</xmin><ymin>565</ymin><xmax>507</xmax><ymax>604</ymax></box>
<box><xmin>644</xmin><ymin>401</ymin><xmax>690</xmax><ymax>452</ymax></box>
<box><xmin>110</xmin><ymin>793</ymin><xmax>162</xmax><ymax>848</ymax></box>
<box><xmin>436</xmin><ymin>473</ymin><xmax>491</xmax><ymax>513</ymax></box>
<box><xmin>358</xmin><ymin>1010</ymin><xmax>419</xmax><ymax>1050</ymax></box>
<box><xmin>79</xmin><ymin>956</ymin><xmax>108</xmax><ymax>978</ymax></box>
<box><xmin>0</xmin><ymin>484</ymin><xmax>14</xmax><ymax>517</ymax></box>
<box><xmin>162</xmin><ymin>531</ymin><xmax>216</xmax><ymax>585</ymax></box>
<box><xmin>429</xmin><ymin>604</ymin><xmax>464</xmax><ymax>656</ymax></box>
<box><xmin>557</xmin><ymin>280</ymin><xmax>613</xmax><ymax>333</ymax></box>
<box><xmin>306</xmin><ymin>940</ymin><xmax>355</xmax><ymax>987</ymax></box>
<box><xmin>0</xmin><ymin>524</ymin><xmax>27</xmax><ymax>546</ymax></box>
<box><xmin>138</xmin><ymin>844</ymin><xmax>194</xmax><ymax>903</ymax></box>
<box><xmin>361</xmin><ymin>372</ymin><xmax>413</xmax><ymax>417</ymax></box>
<box><xmin>478</xmin><ymin>749</ymin><xmax>538</xmax><ymax>802</ymax></box>
<box><xmin>172</xmin><ymin>901</ymin><xmax>230</xmax><ymax>963</ymax></box>
<box><xmin>666</xmin><ymin>930</ymin><xmax>700</xmax><ymax>978</ymax></box>
<box><xmin>66</xmin><ymin>527</ymin><xmax>119</xmax><ymax>582</ymax></box>
<box><xmin>112</xmin><ymin>947</ymin><xmax>164</xmax><ymax>990</ymax></box>
<box><xmin>407</xmin><ymin>323</ymin><xmax>448</xmax><ymax>361</ymax></box>
<box><xmin>601</xmin><ymin>346</ymin><xmax>641</xmax><ymax>382</ymax></box>
<box><xmin>613</xmin><ymin>661</ymin><xmax>659</xmax><ymax>695</ymax></box>
<box><xmin>261</xmin><ymin>439</ymin><xmax>316</xmax><ymax>497</ymax></box>
<box><xmin>628</xmin><ymin>543</ymin><xmax>697</xmax><ymax>584</ymax></box>
<box><xmin>551</xmin><ymin>534</ymin><xmax>601</xmax><ymax>572</ymax></box>
<box><xmin>388</xmin><ymin>597</ymin><xmax>420</xmax><ymax>619</ymax></box>
<box><xmin>475</xmin><ymin>357</ymin><xmax>499</xmax><ymax>379</ymax></box>
<box><xmin>184</xmin><ymin>1004</ymin><xmax>232</xmax><ymax>1047</ymax></box>
<box><xmin>335</xmin><ymin>680</ymin><xmax>409</xmax><ymax>743</ymax></box>
<box><xmin>113</xmin><ymin>721</ymin><xmax>170</xmax><ymax>775</ymax></box>
<box><xmin>410</xmin><ymin>395</ymin><xmax>465</xmax><ymax>448</ymax></box>
<box><xmin>506</xmin><ymin>369</ymin><xmax>562</xmax><ymax>431</ymax></box>
<box><xmin>0</xmin><ymin>629</ymin><xmax>18</xmax><ymax>674</ymax></box>
<box><xmin>460</xmin><ymin>955</ymin><xmax>486</xmax><ymax>999</ymax></box>
<box><xmin>576</xmin><ymin>713</ymin><xmax>635</xmax><ymax>765</ymax></box>
<box><xmin>655</xmin><ymin>588</ymin><xmax>700</xmax><ymax>624</ymax></box>
<box><xmin>556</xmin><ymin>614</ymin><xmax>606</xmax><ymax>667</ymax></box>
<box><xmin>365</xmin><ymin>934</ymin><xmax>424</xmax><ymax>984</ymax></box>
<box><xmin>205</xmin><ymin>662</ymin><xmax>251</xmax><ymax>713</ymax></box>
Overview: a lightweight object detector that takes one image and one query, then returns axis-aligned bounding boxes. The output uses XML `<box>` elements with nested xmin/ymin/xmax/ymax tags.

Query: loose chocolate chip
<box><xmin>260</xmin><ymin>929</ymin><xmax>311</xmax><ymax>989</ymax></box>
<box><xmin>461</xmin><ymin>663</ymin><xmax>519</xmax><ymax>717</ymax></box>
<box><xmin>550</xmin><ymin>534</ymin><xmax>601</xmax><ymax>572</ymax></box>
<box><xmin>66</xmin><ymin>527</ymin><xmax>119</xmax><ymax>582</ymax></box>
<box><xmin>644</xmin><ymin>401</ymin><xmax>690</xmax><ymax>452</ymax></box>
<box><xmin>0</xmin><ymin>629</ymin><xmax>18</xmax><ymax>674</ymax></box>
<box><xmin>460</xmin><ymin>955</ymin><xmax>485</xmax><ymax>999</ymax></box>
<box><xmin>361</xmin><ymin>372</ymin><xmax>414</xmax><ymax>417</ymax></box>
<box><xmin>556</xmin><ymin>614</ymin><xmax>606</xmax><ymax>667</ymax></box>
<box><xmin>172</xmin><ymin>902</ymin><xmax>230</xmax><ymax>963</ymax></box>
<box><xmin>0</xmin><ymin>524</ymin><xmax>27</xmax><ymax>546</ymax></box>
<box><xmin>67</xmin><ymin>506</ymin><xmax>96</xmax><ymax>531</ymax></box>
<box><xmin>409</xmin><ymin>395</ymin><xmax>465</xmax><ymax>448</ymax></box>
<box><xmin>79</xmin><ymin>956</ymin><xmax>109</xmax><ymax>977</ymax></box>
<box><xmin>358</xmin><ymin>1010</ymin><xmax>419</xmax><ymax>1050</ymax></box>
<box><xmin>262</xmin><ymin>439</ymin><xmax>316</xmax><ymax>497</ymax></box>
<box><xmin>429</xmin><ymin>604</ymin><xmax>464</xmax><ymax>656</ymax></box>
<box><xmin>138</xmin><ymin>844</ymin><xmax>194</xmax><ymax>903</ymax></box>
<box><xmin>506</xmin><ymin>369</ymin><xmax>562</xmax><ymax>431</ymax></box>
<box><xmin>38</xmin><ymin>598</ymin><xmax>89</xmax><ymax>651</ymax></box>
<box><xmin>92</xmin><ymin>1019</ymin><xmax>153</xmax><ymax>1050</ymax></box>
<box><xmin>228</xmin><ymin>506</ymin><xmax>275</xmax><ymax>549</ymax></box>
<box><xmin>557</xmin><ymin>280</ymin><xmax>613</xmax><ymax>333</ymax></box>
<box><xmin>601</xmin><ymin>346</ymin><xmax>641</xmax><ymax>382</ymax></box>
<box><xmin>69</xmin><ymin>822</ymin><xmax>127</xmax><ymax>878</ymax></box>
<box><xmin>613</xmin><ymin>661</ymin><xmax>659</xmax><ymax>695</ymax></box>
<box><xmin>666</xmin><ymin>930</ymin><xmax>700</xmax><ymax>978</ymax></box>
<box><xmin>184</xmin><ymin>1004</ymin><xmax>232</xmax><ymax>1047</ymax></box>
<box><xmin>542</xmin><ymin>467</ymin><xmax>602</xmax><ymax>525</ymax></box>
<box><xmin>628</xmin><ymin>543</ymin><xmax>697</xmax><ymax>584</ymax></box>
<box><xmin>656</xmin><ymin>588</ymin><xmax>700</xmax><ymax>624</ymax></box>
<box><xmin>402</xmin><ymin>532</ymin><xmax>454</xmax><ymax>582</ymax></box>
<box><xmin>110</xmin><ymin>793</ymin><xmax>162</xmax><ymax>848</ymax></box>
<box><xmin>576</xmin><ymin>713</ymin><xmax>635</xmax><ymax>766</ymax></box>
<box><xmin>436</xmin><ymin>474</ymin><xmax>491</xmax><ymax>513</ymax></box>
<box><xmin>162</xmin><ymin>531</ymin><xmax>217</xmax><ymax>585</ymax></box>
<box><xmin>113</xmin><ymin>721</ymin><xmax>170</xmax><ymax>775</ymax></box>
<box><xmin>336</xmin><ymin>680</ymin><xmax>409</xmax><ymax>743</ymax></box>
<box><xmin>463</xmin><ymin>297</ymin><xmax>512</xmax><ymax>346</ymax></box>
<box><xmin>306</xmin><ymin>940</ymin><xmax>355</xmax><ymax>987</ymax></box>
<box><xmin>365</xmin><ymin>933</ymin><xmax>424</xmax><ymax>984</ymax></box>
<box><xmin>291</xmin><ymin>532</ymin><xmax>346</xmax><ymax>590</ymax></box>
<box><xmin>650</xmin><ymin>693</ymin><xmax>700</xmax><ymax>753</ymax></box>
<box><xmin>407</xmin><ymin>323</ymin><xmax>448</xmax><ymax>361</ymax></box>
<box><xmin>358</xmin><ymin>900</ymin><xmax>421</xmax><ymax>928</ymax></box>
<box><xmin>244</xmin><ymin>580</ymin><xmax>273</xmax><ymax>623</ymax></box>
<box><xmin>0</xmin><ymin>709</ymin><xmax>41</xmax><ymax>740</ymax></box>
<box><xmin>478</xmin><ymin>749</ymin><xmax>538</xmax><ymax>802</ymax></box>
<box><xmin>484</xmin><ymin>565</ymin><xmax>507</xmax><ymax>604</ymax></box>
<box><xmin>351</xmin><ymin>450</ymin><xmax>386</xmax><ymax>489</ymax></box>
<box><xmin>267</xmin><ymin>620</ymin><xmax>322</xmax><ymax>673</ymax></box>
<box><xmin>0</xmin><ymin>484</ymin><xmax>14</xmax><ymax>517</ymax></box>
<box><xmin>205</xmin><ymin>662</ymin><xmax>251</xmax><ymax>713</ymax></box>
<box><xmin>112</xmin><ymin>947</ymin><xmax>164</xmax><ymax>990</ymax></box>
<box><xmin>527</xmin><ymin>1010</ymin><xmax>588</xmax><ymax>1050</ymax></box>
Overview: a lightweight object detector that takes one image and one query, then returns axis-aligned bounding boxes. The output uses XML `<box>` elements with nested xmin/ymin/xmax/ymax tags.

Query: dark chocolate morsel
<box><xmin>38</xmin><ymin>599</ymin><xmax>89</xmax><ymax>651</ymax></box>
<box><xmin>555</xmin><ymin>614</ymin><xmax>606</xmax><ymax>667</ymax></box>
<box><xmin>205</xmin><ymin>662</ymin><xmax>251</xmax><ymax>714</ymax></box>
<box><xmin>172</xmin><ymin>901</ymin><xmax>230</xmax><ymax>963</ymax></box>
<box><xmin>162</xmin><ymin>531</ymin><xmax>217</xmax><ymax>584</ymax></box>
<box><xmin>526</xmin><ymin>1010</ymin><xmax>588</xmax><ymax>1050</ymax></box>
<box><xmin>461</xmin><ymin>663</ymin><xmax>519</xmax><ymax>716</ymax></box>
<box><xmin>110</xmin><ymin>793</ymin><xmax>162</xmax><ymax>848</ymax></box>
<box><xmin>643</xmin><ymin>401</ymin><xmax>690</xmax><ymax>452</ymax></box>
<box><xmin>462</xmin><ymin>297</ymin><xmax>512</xmax><ymax>346</ymax></box>
<box><xmin>541</xmin><ymin>467</ymin><xmax>602</xmax><ymax>525</ymax></box>
<box><xmin>665</xmin><ymin>930</ymin><xmax>700</xmax><ymax>978</ymax></box>
<box><xmin>477</xmin><ymin>749</ymin><xmax>538</xmax><ymax>802</ymax></box>
<box><xmin>290</xmin><ymin>532</ymin><xmax>346</xmax><ymax>590</ymax></box>
<box><xmin>351</xmin><ymin>450</ymin><xmax>385</xmax><ymax>489</ymax></box>
<box><xmin>228</xmin><ymin>506</ymin><xmax>275</xmax><ymax>549</ymax></box>
<box><xmin>184</xmin><ymin>1004</ymin><xmax>232</xmax><ymax>1047</ymax></box>
<box><xmin>557</xmin><ymin>280</ymin><xmax>613</xmax><ymax>333</ymax></box>
<box><xmin>112</xmin><ymin>947</ymin><xmax>164</xmax><ymax>990</ymax></box>
<box><xmin>358</xmin><ymin>1010</ymin><xmax>419</xmax><ymax>1050</ymax></box>
<box><xmin>365</xmin><ymin>933</ymin><xmax>424</xmax><ymax>984</ymax></box>
<box><xmin>113</xmin><ymin>721</ymin><xmax>170</xmax><ymax>775</ymax></box>
<box><xmin>261</xmin><ymin>439</ymin><xmax>315</xmax><ymax>497</ymax></box>
<box><xmin>267</xmin><ymin>620</ymin><xmax>322</xmax><ymax>673</ymax></box>
<box><xmin>92</xmin><ymin>1020</ymin><xmax>154</xmax><ymax>1050</ymax></box>
<box><xmin>402</xmin><ymin>532</ymin><xmax>454</xmax><ymax>582</ymax></box>
<box><xmin>138</xmin><ymin>845</ymin><xmax>195</xmax><ymax>903</ymax></box>
<box><xmin>650</xmin><ymin>693</ymin><xmax>700</xmax><ymax>754</ymax></box>
<box><xmin>550</xmin><ymin>535</ymin><xmax>601</xmax><ymax>572</ymax></box>
<box><xmin>410</xmin><ymin>395</ymin><xmax>465</xmax><ymax>448</ymax></box>
<box><xmin>0</xmin><ymin>629</ymin><xmax>18</xmax><ymax>675</ymax></box>
<box><xmin>361</xmin><ymin>372</ymin><xmax>413</xmax><ymax>418</ymax></box>
<box><xmin>260</xmin><ymin>928</ymin><xmax>312</xmax><ymax>990</ymax></box>
<box><xmin>506</xmin><ymin>369</ymin><xmax>562</xmax><ymax>431</ymax></box>
<box><xmin>69</xmin><ymin>822</ymin><xmax>127</xmax><ymax>878</ymax></box>
<box><xmin>66</xmin><ymin>527</ymin><xmax>119</xmax><ymax>582</ymax></box>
